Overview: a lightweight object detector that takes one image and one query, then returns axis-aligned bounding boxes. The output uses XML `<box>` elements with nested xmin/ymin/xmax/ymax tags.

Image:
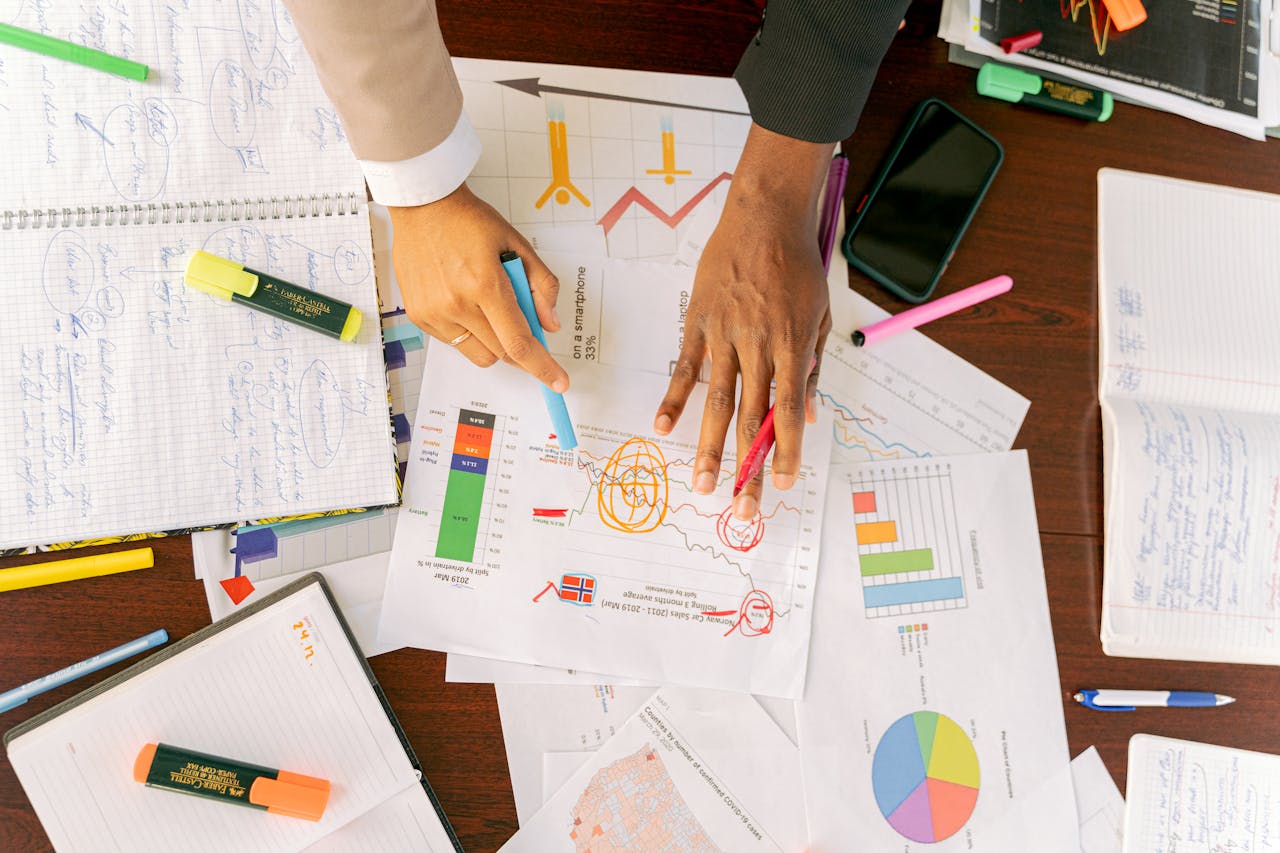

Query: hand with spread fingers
<box><xmin>653</xmin><ymin>123</ymin><xmax>833</xmax><ymax>521</ymax></box>
<box><xmin>389</xmin><ymin>183</ymin><xmax>569</xmax><ymax>396</ymax></box>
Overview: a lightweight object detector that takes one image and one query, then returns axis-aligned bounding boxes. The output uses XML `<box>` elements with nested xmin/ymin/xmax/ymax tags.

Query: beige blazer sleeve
<box><xmin>281</xmin><ymin>0</ymin><xmax>461</xmax><ymax>162</ymax></box>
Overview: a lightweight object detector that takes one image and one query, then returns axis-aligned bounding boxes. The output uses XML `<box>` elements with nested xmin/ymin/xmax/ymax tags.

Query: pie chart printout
<box><xmin>872</xmin><ymin>711</ymin><xmax>980</xmax><ymax>844</ymax></box>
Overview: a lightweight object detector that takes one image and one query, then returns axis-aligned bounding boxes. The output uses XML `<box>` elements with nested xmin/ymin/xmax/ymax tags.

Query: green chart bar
<box><xmin>436</xmin><ymin>409</ymin><xmax>495</xmax><ymax>562</ymax></box>
<box><xmin>860</xmin><ymin>548</ymin><xmax>935</xmax><ymax>577</ymax></box>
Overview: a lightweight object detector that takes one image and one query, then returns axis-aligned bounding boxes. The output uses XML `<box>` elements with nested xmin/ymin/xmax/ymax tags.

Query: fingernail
<box><xmin>695</xmin><ymin>471</ymin><xmax>716</xmax><ymax>494</ymax></box>
<box><xmin>774</xmin><ymin>473</ymin><xmax>796</xmax><ymax>490</ymax></box>
<box><xmin>734</xmin><ymin>493</ymin><xmax>758</xmax><ymax>520</ymax></box>
<box><xmin>654</xmin><ymin>413</ymin><xmax>673</xmax><ymax>434</ymax></box>
<box><xmin>553</xmin><ymin>378</ymin><xmax>569</xmax><ymax>394</ymax></box>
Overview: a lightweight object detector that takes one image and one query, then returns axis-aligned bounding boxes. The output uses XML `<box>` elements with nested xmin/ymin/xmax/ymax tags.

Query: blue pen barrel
<box><xmin>1167</xmin><ymin>691</ymin><xmax>1217</xmax><ymax>707</ymax></box>
<box><xmin>500</xmin><ymin>251</ymin><xmax>578</xmax><ymax>450</ymax></box>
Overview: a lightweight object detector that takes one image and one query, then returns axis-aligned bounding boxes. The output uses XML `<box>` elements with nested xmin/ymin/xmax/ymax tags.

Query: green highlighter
<box><xmin>0</xmin><ymin>22</ymin><xmax>149</xmax><ymax>81</ymax></box>
<box><xmin>977</xmin><ymin>62</ymin><xmax>1113</xmax><ymax>122</ymax></box>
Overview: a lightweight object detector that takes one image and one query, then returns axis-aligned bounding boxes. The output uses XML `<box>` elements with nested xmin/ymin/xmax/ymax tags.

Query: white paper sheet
<box><xmin>0</xmin><ymin>213</ymin><xmax>396</xmax><ymax>550</ymax></box>
<box><xmin>1072</xmin><ymin>747</ymin><xmax>1123</xmax><ymax>853</ymax></box>
<box><xmin>799</xmin><ymin>453</ymin><xmax>1079</xmax><ymax>851</ymax></box>
<box><xmin>6</xmin><ymin>582</ymin><xmax>424</xmax><ymax>853</ymax></box>
<box><xmin>379</xmin><ymin>348</ymin><xmax>831</xmax><ymax>698</ymax></box>
<box><xmin>1124</xmin><ymin>734</ymin><xmax>1280</xmax><ymax>852</ymax></box>
<box><xmin>498</xmin><ymin>688</ymin><xmax>805</xmax><ymax>852</ymax></box>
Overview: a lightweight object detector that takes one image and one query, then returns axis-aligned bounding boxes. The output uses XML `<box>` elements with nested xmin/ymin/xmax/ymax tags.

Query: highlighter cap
<box><xmin>249</xmin><ymin>771</ymin><xmax>331</xmax><ymax>821</ymax></box>
<box><xmin>976</xmin><ymin>63</ymin><xmax>1040</xmax><ymax>103</ymax></box>
<box><xmin>185</xmin><ymin>251</ymin><xmax>259</xmax><ymax>300</ymax></box>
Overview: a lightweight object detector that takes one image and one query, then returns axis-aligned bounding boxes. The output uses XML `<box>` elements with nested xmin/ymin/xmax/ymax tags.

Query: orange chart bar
<box><xmin>856</xmin><ymin>520</ymin><xmax>898</xmax><ymax>546</ymax></box>
<box><xmin>853</xmin><ymin>491</ymin><xmax>877</xmax><ymax>514</ymax></box>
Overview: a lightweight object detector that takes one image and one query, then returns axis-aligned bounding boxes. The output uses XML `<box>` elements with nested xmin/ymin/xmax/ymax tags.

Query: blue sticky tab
<box><xmin>501</xmin><ymin>252</ymin><xmax>577</xmax><ymax>450</ymax></box>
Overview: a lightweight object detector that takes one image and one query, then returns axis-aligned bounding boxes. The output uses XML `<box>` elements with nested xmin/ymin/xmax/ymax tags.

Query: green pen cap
<box><xmin>976</xmin><ymin>63</ymin><xmax>1041</xmax><ymax>103</ymax></box>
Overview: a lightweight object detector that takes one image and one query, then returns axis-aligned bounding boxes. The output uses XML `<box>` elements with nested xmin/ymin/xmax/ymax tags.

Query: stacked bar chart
<box><xmin>436</xmin><ymin>409</ymin><xmax>498</xmax><ymax>562</ymax></box>
<box><xmin>851</xmin><ymin>463</ymin><xmax>968</xmax><ymax>618</ymax></box>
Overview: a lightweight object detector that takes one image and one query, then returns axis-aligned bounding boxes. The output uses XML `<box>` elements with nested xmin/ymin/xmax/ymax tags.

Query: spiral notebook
<box><xmin>0</xmin><ymin>3</ymin><xmax>398</xmax><ymax>551</ymax></box>
<box><xmin>5</xmin><ymin>574</ymin><xmax>462</xmax><ymax>853</ymax></box>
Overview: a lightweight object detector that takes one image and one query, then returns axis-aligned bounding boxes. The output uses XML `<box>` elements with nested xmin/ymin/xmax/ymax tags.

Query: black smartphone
<box><xmin>843</xmin><ymin>99</ymin><xmax>1003</xmax><ymax>303</ymax></box>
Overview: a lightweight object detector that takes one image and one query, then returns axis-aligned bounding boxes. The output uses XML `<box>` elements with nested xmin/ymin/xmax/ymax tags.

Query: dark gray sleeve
<box><xmin>734</xmin><ymin>0</ymin><xmax>913</xmax><ymax>143</ymax></box>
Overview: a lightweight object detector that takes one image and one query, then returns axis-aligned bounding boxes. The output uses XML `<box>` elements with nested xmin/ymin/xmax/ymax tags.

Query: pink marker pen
<box><xmin>853</xmin><ymin>275</ymin><xmax>1013</xmax><ymax>347</ymax></box>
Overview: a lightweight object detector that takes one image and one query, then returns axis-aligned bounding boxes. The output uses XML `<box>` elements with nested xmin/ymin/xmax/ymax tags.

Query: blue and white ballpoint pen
<box><xmin>0</xmin><ymin>629</ymin><xmax>168</xmax><ymax>714</ymax></box>
<box><xmin>1074</xmin><ymin>689</ymin><xmax>1235</xmax><ymax>711</ymax></box>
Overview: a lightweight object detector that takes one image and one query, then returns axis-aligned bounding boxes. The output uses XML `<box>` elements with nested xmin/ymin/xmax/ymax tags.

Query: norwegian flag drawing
<box><xmin>559</xmin><ymin>573</ymin><xmax>596</xmax><ymax>606</ymax></box>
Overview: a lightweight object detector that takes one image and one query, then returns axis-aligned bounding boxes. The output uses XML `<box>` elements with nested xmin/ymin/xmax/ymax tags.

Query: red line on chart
<box><xmin>701</xmin><ymin>609</ymin><xmax>738</xmax><ymax>617</ymax></box>
<box><xmin>532</xmin><ymin>581</ymin><xmax>557</xmax><ymax>602</ymax></box>
<box><xmin>597</xmin><ymin>172</ymin><xmax>733</xmax><ymax>234</ymax></box>
<box><xmin>533</xmin><ymin>508</ymin><xmax>569</xmax><ymax>518</ymax></box>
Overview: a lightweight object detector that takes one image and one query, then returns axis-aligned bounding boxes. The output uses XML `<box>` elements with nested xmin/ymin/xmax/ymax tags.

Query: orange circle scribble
<box><xmin>597</xmin><ymin>438</ymin><xmax>669</xmax><ymax>533</ymax></box>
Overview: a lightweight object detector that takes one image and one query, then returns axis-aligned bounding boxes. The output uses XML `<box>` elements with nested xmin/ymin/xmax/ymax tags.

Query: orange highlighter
<box><xmin>134</xmin><ymin>742</ymin><xmax>330</xmax><ymax>821</ymax></box>
<box><xmin>1101</xmin><ymin>0</ymin><xmax>1146</xmax><ymax>30</ymax></box>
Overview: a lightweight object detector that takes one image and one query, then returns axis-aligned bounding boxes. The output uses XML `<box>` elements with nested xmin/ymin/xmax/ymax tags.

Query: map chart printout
<box><xmin>378</xmin><ymin>345</ymin><xmax>832</xmax><ymax>699</ymax></box>
<box><xmin>497</xmin><ymin>688</ymin><xmax>801</xmax><ymax>852</ymax></box>
<box><xmin>799</xmin><ymin>454</ymin><xmax>1079</xmax><ymax>851</ymax></box>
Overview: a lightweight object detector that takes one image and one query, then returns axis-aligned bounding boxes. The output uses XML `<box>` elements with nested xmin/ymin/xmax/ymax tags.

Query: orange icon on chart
<box><xmin>535</xmin><ymin>103</ymin><xmax>590</xmax><ymax>209</ymax></box>
<box><xmin>645</xmin><ymin>117</ymin><xmax>692</xmax><ymax>185</ymax></box>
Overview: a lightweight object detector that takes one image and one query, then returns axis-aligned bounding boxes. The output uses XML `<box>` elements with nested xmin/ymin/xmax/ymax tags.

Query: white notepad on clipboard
<box><xmin>0</xmin><ymin>3</ymin><xmax>397</xmax><ymax>551</ymax></box>
<box><xmin>4</xmin><ymin>574</ymin><xmax>461</xmax><ymax>853</ymax></box>
<box><xmin>1097</xmin><ymin>169</ymin><xmax>1280</xmax><ymax>664</ymax></box>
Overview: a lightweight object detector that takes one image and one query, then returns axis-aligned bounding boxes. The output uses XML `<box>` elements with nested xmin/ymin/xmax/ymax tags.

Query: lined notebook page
<box><xmin>304</xmin><ymin>786</ymin><xmax>458</xmax><ymax>853</ymax></box>
<box><xmin>0</xmin><ymin>1</ymin><xmax>365</xmax><ymax>210</ymax></box>
<box><xmin>6</xmin><ymin>581</ymin><xmax>423</xmax><ymax>853</ymax></box>
<box><xmin>0</xmin><ymin>210</ymin><xmax>397</xmax><ymax>549</ymax></box>
<box><xmin>1099</xmin><ymin>169</ymin><xmax>1280</xmax><ymax>415</ymax></box>
<box><xmin>1097</xmin><ymin>170</ymin><xmax>1280</xmax><ymax>662</ymax></box>
<box><xmin>1124</xmin><ymin>735</ymin><xmax>1280</xmax><ymax>853</ymax></box>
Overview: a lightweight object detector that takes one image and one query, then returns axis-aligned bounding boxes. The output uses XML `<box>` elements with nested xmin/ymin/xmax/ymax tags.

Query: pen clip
<box><xmin>1076</xmin><ymin>690</ymin><xmax>1134</xmax><ymax>712</ymax></box>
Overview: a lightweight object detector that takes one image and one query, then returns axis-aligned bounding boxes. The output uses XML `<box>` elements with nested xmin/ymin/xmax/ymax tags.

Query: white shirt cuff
<box><xmin>358</xmin><ymin>113</ymin><xmax>482</xmax><ymax>207</ymax></box>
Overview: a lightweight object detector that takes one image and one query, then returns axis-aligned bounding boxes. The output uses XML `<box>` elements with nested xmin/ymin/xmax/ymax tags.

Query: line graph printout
<box><xmin>0</xmin><ymin>1</ymin><xmax>365</xmax><ymax>210</ymax></box>
<box><xmin>455</xmin><ymin>58</ymin><xmax>751</xmax><ymax>262</ymax></box>
<box><xmin>379</xmin><ymin>346</ymin><xmax>832</xmax><ymax>698</ymax></box>
<box><xmin>498</xmin><ymin>688</ymin><xmax>802</xmax><ymax>853</ymax></box>
<box><xmin>799</xmin><ymin>454</ymin><xmax>1078</xmax><ymax>851</ymax></box>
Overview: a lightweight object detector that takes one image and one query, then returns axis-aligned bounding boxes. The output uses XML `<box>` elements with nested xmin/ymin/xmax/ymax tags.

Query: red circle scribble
<box><xmin>715</xmin><ymin>506</ymin><xmax>765</xmax><ymax>552</ymax></box>
<box><xmin>736</xmin><ymin>589</ymin><xmax>775</xmax><ymax>637</ymax></box>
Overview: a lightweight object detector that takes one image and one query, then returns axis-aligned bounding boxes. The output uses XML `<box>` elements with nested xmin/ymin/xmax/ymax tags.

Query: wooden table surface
<box><xmin>3</xmin><ymin>2</ymin><xmax>1279</xmax><ymax>850</ymax></box>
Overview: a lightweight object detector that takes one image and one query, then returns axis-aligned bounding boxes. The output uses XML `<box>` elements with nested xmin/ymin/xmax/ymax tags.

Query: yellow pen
<box><xmin>0</xmin><ymin>547</ymin><xmax>155</xmax><ymax>593</ymax></box>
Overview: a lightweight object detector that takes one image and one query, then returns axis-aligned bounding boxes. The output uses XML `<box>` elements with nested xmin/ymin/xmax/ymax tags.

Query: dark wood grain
<box><xmin>4</xmin><ymin>2</ymin><xmax>1280</xmax><ymax>851</ymax></box>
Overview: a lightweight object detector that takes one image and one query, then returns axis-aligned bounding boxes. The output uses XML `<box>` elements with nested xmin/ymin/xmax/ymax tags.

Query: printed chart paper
<box><xmin>379</xmin><ymin>348</ymin><xmax>831</xmax><ymax>698</ymax></box>
<box><xmin>498</xmin><ymin>688</ymin><xmax>804</xmax><ymax>852</ymax></box>
<box><xmin>799</xmin><ymin>454</ymin><xmax>1079</xmax><ymax>851</ymax></box>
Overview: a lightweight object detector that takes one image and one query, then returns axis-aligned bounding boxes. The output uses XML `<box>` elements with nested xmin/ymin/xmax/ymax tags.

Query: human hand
<box><xmin>388</xmin><ymin>184</ymin><xmax>569</xmax><ymax>393</ymax></box>
<box><xmin>653</xmin><ymin>124</ymin><xmax>833</xmax><ymax>520</ymax></box>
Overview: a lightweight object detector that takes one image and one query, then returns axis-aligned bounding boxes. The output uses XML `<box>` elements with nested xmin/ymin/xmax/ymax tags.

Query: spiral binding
<box><xmin>1</xmin><ymin>193</ymin><xmax>364</xmax><ymax>230</ymax></box>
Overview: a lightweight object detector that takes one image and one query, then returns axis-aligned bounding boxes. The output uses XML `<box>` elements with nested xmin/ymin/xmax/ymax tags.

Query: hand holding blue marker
<box><xmin>501</xmin><ymin>251</ymin><xmax>577</xmax><ymax>450</ymax></box>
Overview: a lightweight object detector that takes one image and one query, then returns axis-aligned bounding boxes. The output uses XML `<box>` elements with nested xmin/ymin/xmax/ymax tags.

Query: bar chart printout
<box><xmin>851</xmin><ymin>463</ymin><xmax>968</xmax><ymax>618</ymax></box>
<box><xmin>437</xmin><ymin>409</ymin><xmax>498</xmax><ymax>562</ymax></box>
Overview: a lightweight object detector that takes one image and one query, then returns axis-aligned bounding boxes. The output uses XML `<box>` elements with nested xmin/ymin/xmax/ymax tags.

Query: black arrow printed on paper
<box><xmin>495</xmin><ymin>78</ymin><xmax>749</xmax><ymax>116</ymax></box>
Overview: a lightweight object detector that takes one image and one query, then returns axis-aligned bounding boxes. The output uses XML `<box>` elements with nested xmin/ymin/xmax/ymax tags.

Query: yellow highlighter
<box><xmin>0</xmin><ymin>547</ymin><xmax>155</xmax><ymax>593</ymax></box>
<box><xmin>185</xmin><ymin>251</ymin><xmax>363</xmax><ymax>341</ymax></box>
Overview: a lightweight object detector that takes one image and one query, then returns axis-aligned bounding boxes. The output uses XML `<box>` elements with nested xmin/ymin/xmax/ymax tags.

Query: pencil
<box><xmin>0</xmin><ymin>547</ymin><xmax>155</xmax><ymax>593</ymax></box>
<box><xmin>0</xmin><ymin>23</ymin><xmax>149</xmax><ymax>81</ymax></box>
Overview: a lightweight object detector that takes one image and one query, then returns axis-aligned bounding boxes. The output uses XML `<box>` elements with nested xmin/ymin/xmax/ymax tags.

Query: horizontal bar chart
<box><xmin>863</xmin><ymin>578</ymin><xmax>964</xmax><ymax>609</ymax></box>
<box><xmin>856</xmin><ymin>521</ymin><xmax>898</xmax><ymax>546</ymax></box>
<box><xmin>860</xmin><ymin>549</ymin><xmax>934</xmax><ymax>577</ymax></box>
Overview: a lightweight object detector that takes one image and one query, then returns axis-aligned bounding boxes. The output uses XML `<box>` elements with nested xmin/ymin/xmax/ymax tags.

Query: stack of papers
<box><xmin>189</xmin><ymin>57</ymin><xmax>1122</xmax><ymax>851</ymax></box>
<box><xmin>937</xmin><ymin>0</ymin><xmax>1280</xmax><ymax>138</ymax></box>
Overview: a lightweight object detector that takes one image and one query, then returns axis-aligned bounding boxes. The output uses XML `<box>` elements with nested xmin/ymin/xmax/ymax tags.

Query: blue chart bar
<box><xmin>864</xmin><ymin>578</ymin><xmax>964</xmax><ymax>609</ymax></box>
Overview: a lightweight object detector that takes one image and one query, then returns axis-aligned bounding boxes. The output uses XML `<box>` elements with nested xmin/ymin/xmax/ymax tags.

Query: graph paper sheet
<box><xmin>0</xmin><ymin>211</ymin><xmax>397</xmax><ymax>549</ymax></box>
<box><xmin>0</xmin><ymin>1</ymin><xmax>365</xmax><ymax>211</ymax></box>
<box><xmin>799</xmin><ymin>453</ymin><xmax>1079</xmax><ymax>851</ymax></box>
<box><xmin>379</xmin><ymin>346</ymin><xmax>833</xmax><ymax>699</ymax></box>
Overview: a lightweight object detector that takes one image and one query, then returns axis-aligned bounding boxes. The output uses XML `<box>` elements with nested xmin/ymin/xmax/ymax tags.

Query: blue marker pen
<box><xmin>500</xmin><ymin>251</ymin><xmax>577</xmax><ymax>450</ymax></box>
<box><xmin>0</xmin><ymin>629</ymin><xmax>169</xmax><ymax>714</ymax></box>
